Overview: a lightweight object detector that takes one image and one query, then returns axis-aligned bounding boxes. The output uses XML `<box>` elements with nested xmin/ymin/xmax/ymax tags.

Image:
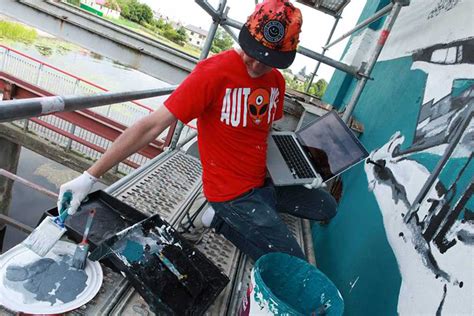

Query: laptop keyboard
<box><xmin>272</xmin><ymin>135</ymin><xmax>316</xmax><ymax>179</ymax></box>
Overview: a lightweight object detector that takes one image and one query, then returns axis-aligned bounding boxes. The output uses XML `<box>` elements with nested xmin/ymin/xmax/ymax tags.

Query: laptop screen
<box><xmin>296</xmin><ymin>111</ymin><xmax>369</xmax><ymax>181</ymax></box>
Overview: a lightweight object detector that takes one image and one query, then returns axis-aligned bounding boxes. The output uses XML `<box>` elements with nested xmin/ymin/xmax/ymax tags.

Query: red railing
<box><xmin>0</xmin><ymin>44</ymin><xmax>198</xmax><ymax>173</ymax></box>
<box><xmin>0</xmin><ymin>44</ymin><xmax>155</xmax><ymax>114</ymax></box>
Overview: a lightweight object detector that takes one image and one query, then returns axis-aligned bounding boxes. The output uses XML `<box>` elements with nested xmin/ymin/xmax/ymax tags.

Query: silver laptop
<box><xmin>267</xmin><ymin>111</ymin><xmax>369</xmax><ymax>186</ymax></box>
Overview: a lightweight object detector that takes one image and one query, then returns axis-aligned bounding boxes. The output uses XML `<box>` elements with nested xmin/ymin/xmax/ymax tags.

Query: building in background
<box><xmin>80</xmin><ymin>0</ymin><xmax>121</xmax><ymax>19</ymax></box>
<box><xmin>184</xmin><ymin>25</ymin><xmax>208</xmax><ymax>48</ymax></box>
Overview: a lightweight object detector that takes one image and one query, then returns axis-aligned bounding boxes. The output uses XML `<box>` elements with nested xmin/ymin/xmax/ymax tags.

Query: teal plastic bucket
<box><xmin>238</xmin><ymin>253</ymin><xmax>344</xmax><ymax>315</ymax></box>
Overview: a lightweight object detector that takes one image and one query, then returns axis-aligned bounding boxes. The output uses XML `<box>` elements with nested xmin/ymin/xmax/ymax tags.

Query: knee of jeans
<box><xmin>324</xmin><ymin>194</ymin><xmax>338</xmax><ymax>220</ymax></box>
<box><xmin>252</xmin><ymin>208</ymin><xmax>281</xmax><ymax>228</ymax></box>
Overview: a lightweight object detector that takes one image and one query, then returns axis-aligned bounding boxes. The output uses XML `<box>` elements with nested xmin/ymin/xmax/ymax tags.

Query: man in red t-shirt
<box><xmin>58</xmin><ymin>0</ymin><xmax>337</xmax><ymax>261</ymax></box>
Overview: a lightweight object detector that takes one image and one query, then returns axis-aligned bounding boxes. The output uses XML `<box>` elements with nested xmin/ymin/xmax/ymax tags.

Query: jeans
<box><xmin>209</xmin><ymin>180</ymin><xmax>337</xmax><ymax>261</ymax></box>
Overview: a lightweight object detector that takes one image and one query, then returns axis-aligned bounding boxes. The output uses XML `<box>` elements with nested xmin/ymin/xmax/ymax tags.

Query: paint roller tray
<box><xmin>45</xmin><ymin>190</ymin><xmax>147</xmax><ymax>254</ymax></box>
<box><xmin>89</xmin><ymin>214</ymin><xmax>230</xmax><ymax>315</ymax></box>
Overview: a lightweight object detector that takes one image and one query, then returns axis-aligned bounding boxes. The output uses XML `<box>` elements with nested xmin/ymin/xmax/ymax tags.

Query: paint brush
<box><xmin>72</xmin><ymin>209</ymin><xmax>96</xmax><ymax>270</ymax></box>
<box><xmin>22</xmin><ymin>191</ymin><xmax>73</xmax><ymax>257</ymax></box>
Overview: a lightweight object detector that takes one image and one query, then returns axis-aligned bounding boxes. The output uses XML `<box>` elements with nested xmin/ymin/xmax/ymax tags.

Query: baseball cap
<box><xmin>238</xmin><ymin>0</ymin><xmax>303</xmax><ymax>69</ymax></box>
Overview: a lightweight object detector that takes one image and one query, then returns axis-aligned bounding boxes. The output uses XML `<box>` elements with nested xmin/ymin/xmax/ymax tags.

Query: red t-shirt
<box><xmin>164</xmin><ymin>50</ymin><xmax>285</xmax><ymax>202</ymax></box>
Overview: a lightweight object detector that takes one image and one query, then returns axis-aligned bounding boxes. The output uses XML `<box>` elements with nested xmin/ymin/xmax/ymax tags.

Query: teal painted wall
<box><xmin>314</xmin><ymin>56</ymin><xmax>427</xmax><ymax>315</ymax></box>
<box><xmin>314</xmin><ymin>0</ymin><xmax>474</xmax><ymax>314</ymax></box>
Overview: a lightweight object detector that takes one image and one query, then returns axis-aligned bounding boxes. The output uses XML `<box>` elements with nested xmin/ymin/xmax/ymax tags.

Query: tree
<box><xmin>211</xmin><ymin>28</ymin><xmax>234</xmax><ymax>53</ymax></box>
<box><xmin>305</xmin><ymin>79</ymin><xmax>328</xmax><ymax>98</ymax></box>
<box><xmin>120</xmin><ymin>0</ymin><xmax>153</xmax><ymax>25</ymax></box>
<box><xmin>176</xmin><ymin>27</ymin><xmax>188</xmax><ymax>45</ymax></box>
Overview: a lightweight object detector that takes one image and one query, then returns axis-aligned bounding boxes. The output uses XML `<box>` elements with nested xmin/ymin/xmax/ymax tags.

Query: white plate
<box><xmin>0</xmin><ymin>241</ymin><xmax>103</xmax><ymax>314</ymax></box>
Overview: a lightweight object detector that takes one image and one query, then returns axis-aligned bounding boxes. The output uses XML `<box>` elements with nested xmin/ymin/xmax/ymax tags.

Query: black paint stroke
<box><xmin>434</xmin><ymin>183</ymin><xmax>474</xmax><ymax>253</ymax></box>
<box><xmin>435</xmin><ymin>284</ymin><xmax>448</xmax><ymax>316</ymax></box>
<box><xmin>372</xmin><ymin>159</ymin><xmax>450</xmax><ymax>281</ymax></box>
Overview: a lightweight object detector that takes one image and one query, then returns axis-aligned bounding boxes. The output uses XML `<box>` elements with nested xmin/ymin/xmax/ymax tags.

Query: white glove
<box><xmin>57</xmin><ymin>171</ymin><xmax>97</xmax><ymax>215</ymax></box>
<box><xmin>303</xmin><ymin>173</ymin><xmax>326</xmax><ymax>190</ymax></box>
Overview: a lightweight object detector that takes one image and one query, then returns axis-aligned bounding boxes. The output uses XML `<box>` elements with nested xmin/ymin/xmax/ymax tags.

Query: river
<box><xmin>0</xmin><ymin>29</ymin><xmax>170</xmax><ymax>252</ymax></box>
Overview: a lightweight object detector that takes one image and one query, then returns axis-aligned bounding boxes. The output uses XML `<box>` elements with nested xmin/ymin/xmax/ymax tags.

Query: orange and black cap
<box><xmin>239</xmin><ymin>0</ymin><xmax>303</xmax><ymax>69</ymax></box>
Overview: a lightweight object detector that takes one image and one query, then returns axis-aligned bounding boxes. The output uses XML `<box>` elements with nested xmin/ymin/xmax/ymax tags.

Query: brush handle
<box><xmin>56</xmin><ymin>191</ymin><xmax>73</xmax><ymax>225</ymax></box>
<box><xmin>81</xmin><ymin>209</ymin><xmax>96</xmax><ymax>244</ymax></box>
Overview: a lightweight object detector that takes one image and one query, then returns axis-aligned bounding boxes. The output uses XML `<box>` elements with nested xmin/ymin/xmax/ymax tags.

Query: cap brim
<box><xmin>238</xmin><ymin>26</ymin><xmax>296</xmax><ymax>69</ymax></box>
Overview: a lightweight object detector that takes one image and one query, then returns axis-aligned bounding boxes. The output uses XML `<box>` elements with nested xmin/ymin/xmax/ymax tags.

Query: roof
<box><xmin>185</xmin><ymin>24</ymin><xmax>208</xmax><ymax>36</ymax></box>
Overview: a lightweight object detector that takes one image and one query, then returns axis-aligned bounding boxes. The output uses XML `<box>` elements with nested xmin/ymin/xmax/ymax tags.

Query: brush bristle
<box><xmin>22</xmin><ymin>217</ymin><xmax>66</xmax><ymax>257</ymax></box>
<box><xmin>72</xmin><ymin>244</ymin><xmax>89</xmax><ymax>270</ymax></box>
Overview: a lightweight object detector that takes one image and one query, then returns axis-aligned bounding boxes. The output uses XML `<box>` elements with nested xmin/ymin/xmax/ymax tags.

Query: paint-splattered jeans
<box><xmin>209</xmin><ymin>180</ymin><xmax>337</xmax><ymax>261</ymax></box>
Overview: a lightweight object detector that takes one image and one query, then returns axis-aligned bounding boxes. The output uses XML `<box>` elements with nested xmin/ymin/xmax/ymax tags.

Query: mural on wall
<box><xmin>363</xmin><ymin>0</ymin><xmax>473</xmax><ymax>314</ymax></box>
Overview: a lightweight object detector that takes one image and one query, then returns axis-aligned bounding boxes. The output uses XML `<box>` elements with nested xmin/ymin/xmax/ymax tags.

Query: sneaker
<box><xmin>178</xmin><ymin>203</ymin><xmax>212</xmax><ymax>245</ymax></box>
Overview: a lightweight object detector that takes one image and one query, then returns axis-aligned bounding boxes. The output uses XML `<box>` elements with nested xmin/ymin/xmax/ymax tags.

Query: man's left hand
<box><xmin>303</xmin><ymin>173</ymin><xmax>326</xmax><ymax>190</ymax></box>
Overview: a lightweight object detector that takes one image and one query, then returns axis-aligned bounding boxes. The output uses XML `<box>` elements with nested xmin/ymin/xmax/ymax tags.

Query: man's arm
<box><xmin>88</xmin><ymin>104</ymin><xmax>177</xmax><ymax>178</ymax></box>
<box><xmin>58</xmin><ymin>104</ymin><xmax>177</xmax><ymax>214</ymax></box>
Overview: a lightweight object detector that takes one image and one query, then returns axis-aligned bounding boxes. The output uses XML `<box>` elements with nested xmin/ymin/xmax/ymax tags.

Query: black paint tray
<box><xmin>45</xmin><ymin>190</ymin><xmax>147</xmax><ymax>252</ymax></box>
<box><xmin>89</xmin><ymin>214</ymin><xmax>230</xmax><ymax>315</ymax></box>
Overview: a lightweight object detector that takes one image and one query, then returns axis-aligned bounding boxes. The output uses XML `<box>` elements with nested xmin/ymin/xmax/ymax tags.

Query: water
<box><xmin>1</xmin><ymin>148</ymin><xmax>105</xmax><ymax>252</ymax></box>
<box><xmin>0</xmin><ymin>35</ymin><xmax>169</xmax><ymax>252</ymax></box>
<box><xmin>3</xmin><ymin>39</ymin><xmax>171</xmax><ymax>109</ymax></box>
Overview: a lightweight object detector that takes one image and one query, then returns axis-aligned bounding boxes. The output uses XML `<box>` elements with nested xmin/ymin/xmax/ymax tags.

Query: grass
<box><xmin>105</xmin><ymin>17</ymin><xmax>201</xmax><ymax>57</ymax></box>
<box><xmin>0</xmin><ymin>21</ymin><xmax>37</xmax><ymax>43</ymax></box>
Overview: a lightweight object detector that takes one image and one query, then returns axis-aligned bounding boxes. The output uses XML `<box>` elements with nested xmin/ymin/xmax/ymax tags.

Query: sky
<box><xmin>139</xmin><ymin>0</ymin><xmax>367</xmax><ymax>82</ymax></box>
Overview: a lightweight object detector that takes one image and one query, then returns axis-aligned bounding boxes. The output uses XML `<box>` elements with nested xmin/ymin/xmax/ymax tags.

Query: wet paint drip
<box><xmin>108</xmin><ymin>221</ymin><xmax>188</xmax><ymax>282</ymax></box>
<box><xmin>5</xmin><ymin>254</ymin><xmax>88</xmax><ymax>305</ymax></box>
<box><xmin>111</xmin><ymin>223</ymin><xmax>183</xmax><ymax>266</ymax></box>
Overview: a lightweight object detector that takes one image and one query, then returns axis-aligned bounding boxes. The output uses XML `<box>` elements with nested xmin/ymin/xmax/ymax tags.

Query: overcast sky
<box><xmin>139</xmin><ymin>0</ymin><xmax>367</xmax><ymax>82</ymax></box>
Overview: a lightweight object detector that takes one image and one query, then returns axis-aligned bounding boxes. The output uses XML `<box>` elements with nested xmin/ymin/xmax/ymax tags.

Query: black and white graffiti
<box><xmin>365</xmin><ymin>132</ymin><xmax>472</xmax><ymax>315</ymax></box>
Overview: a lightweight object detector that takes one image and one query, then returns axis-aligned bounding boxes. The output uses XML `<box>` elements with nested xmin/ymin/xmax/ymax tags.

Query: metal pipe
<box><xmin>302</xmin><ymin>219</ymin><xmax>317</xmax><ymax>267</ymax></box>
<box><xmin>342</xmin><ymin>1</ymin><xmax>406</xmax><ymax>123</ymax></box>
<box><xmin>405</xmin><ymin>108</ymin><xmax>473</xmax><ymax>223</ymax></box>
<box><xmin>176</xmin><ymin>130</ymin><xmax>198</xmax><ymax>150</ymax></box>
<box><xmin>0</xmin><ymin>86</ymin><xmax>177</xmax><ymax>123</ymax></box>
<box><xmin>200</xmin><ymin>0</ymin><xmax>227</xmax><ymax>60</ymax></box>
<box><xmin>221</xmin><ymin>24</ymin><xmax>238</xmax><ymax>42</ymax></box>
<box><xmin>0</xmin><ymin>214</ymin><xmax>34</xmax><ymax>234</ymax></box>
<box><xmin>0</xmin><ymin>168</ymin><xmax>58</xmax><ymax>199</ymax></box>
<box><xmin>305</xmin><ymin>15</ymin><xmax>341</xmax><ymax>92</ymax></box>
<box><xmin>194</xmin><ymin>0</ymin><xmax>220</xmax><ymax>20</ymax></box>
<box><xmin>297</xmin><ymin>46</ymin><xmax>360</xmax><ymax>78</ymax></box>
<box><xmin>324</xmin><ymin>3</ymin><xmax>394</xmax><ymax>50</ymax></box>
<box><xmin>168</xmin><ymin>122</ymin><xmax>185</xmax><ymax>150</ymax></box>
<box><xmin>221</xmin><ymin>16</ymin><xmax>243</xmax><ymax>30</ymax></box>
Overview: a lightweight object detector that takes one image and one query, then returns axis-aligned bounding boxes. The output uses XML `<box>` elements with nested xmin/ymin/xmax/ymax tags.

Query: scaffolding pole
<box><xmin>324</xmin><ymin>2</ymin><xmax>394</xmax><ymax>50</ymax></box>
<box><xmin>305</xmin><ymin>15</ymin><xmax>341</xmax><ymax>92</ymax></box>
<box><xmin>342</xmin><ymin>0</ymin><xmax>408</xmax><ymax>123</ymax></box>
<box><xmin>404</xmin><ymin>108</ymin><xmax>473</xmax><ymax>223</ymax></box>
<box><xmin>0</xmin><ymin>87</ymin><xmax>177</xmax><ymax>123</ymax></box>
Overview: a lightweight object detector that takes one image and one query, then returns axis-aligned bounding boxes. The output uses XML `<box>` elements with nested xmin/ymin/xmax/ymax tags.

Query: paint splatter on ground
<box><xmin>5</xmin><ymin>254</ymin><xmax>88</xmax><ymax>305</ymax></box>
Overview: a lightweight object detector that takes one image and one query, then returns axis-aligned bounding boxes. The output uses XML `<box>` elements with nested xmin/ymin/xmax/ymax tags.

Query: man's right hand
<box><xmin>57</xmin><ymin>171</ymin><xmax>97</xmax><ymax>215</ymax></box>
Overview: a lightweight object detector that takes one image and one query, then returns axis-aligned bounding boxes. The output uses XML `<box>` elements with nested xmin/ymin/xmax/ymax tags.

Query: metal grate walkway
<box><xmin>0</xmin><ymin>150</ymin><xmax>306</xmax><ymax>315</ymax></box>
